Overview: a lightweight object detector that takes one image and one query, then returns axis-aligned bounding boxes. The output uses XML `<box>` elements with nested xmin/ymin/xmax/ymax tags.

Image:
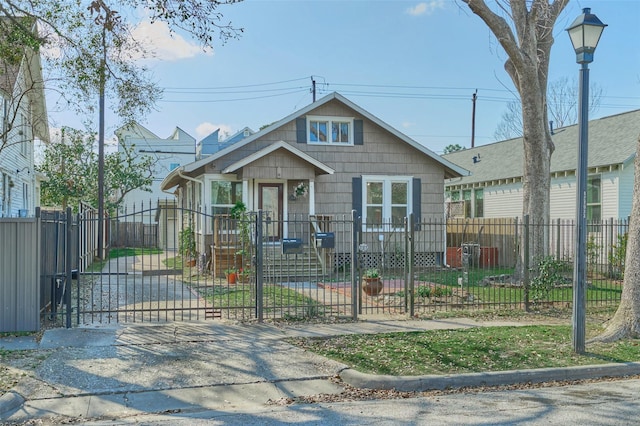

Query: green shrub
<box><xmin>417</xmin><ymin>285</ymin><xmax>431</xmax><ymax>298</ymax></box>
<box><xmin>530</xmin><ymin>256</ymin><xmax>569</xmax><ymax>302</ymax></box>
<box><xmin>179</xmin><ymin>226</ymin><xmax>196</xmax><ymax>259</ymax></box>
<box><xmin>608</xmin><ymin>233</ymin><xmax>627</xmax><ymax>280</ymax></box>
<box><xmin>416</xmin><ymin>286</ymin><xmax>453</xmax><ymax>298</ymax></box>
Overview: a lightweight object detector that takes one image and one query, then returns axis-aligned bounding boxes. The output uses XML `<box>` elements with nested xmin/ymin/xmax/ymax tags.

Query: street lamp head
<box><xmin>566</xmin><ymin>8</ymin><xmax>607</xmax><ymax>64</ymax></box>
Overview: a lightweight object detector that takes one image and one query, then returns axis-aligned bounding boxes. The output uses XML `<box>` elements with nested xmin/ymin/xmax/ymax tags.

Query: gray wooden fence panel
<box><xmin>0</xmin><ymin>217</ymin><xmax>40</xmax><ymax>332</ymax></box>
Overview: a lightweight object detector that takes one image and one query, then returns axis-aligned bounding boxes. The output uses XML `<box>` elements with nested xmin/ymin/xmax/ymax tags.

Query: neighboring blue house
<box><xmin>196</xmin><ymin>127</ymin><xmax>255</xmax><ymax>159</ymax></box>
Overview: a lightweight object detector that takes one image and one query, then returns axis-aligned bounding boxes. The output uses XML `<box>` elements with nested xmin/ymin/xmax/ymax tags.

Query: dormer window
<box><xmin>307</xmin><ymin>116</ymin><xmax>353</xmax><ymax>145</ymax></box>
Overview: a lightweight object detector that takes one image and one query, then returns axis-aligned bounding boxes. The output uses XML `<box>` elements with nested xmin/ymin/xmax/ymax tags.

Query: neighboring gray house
<box><xmin>161</xmin><ymin>92</ymin><xmax>466</xmax><ymax>257</ymax></box>
<box><xmin>443</xmin><ymin>109</ymin><xmax>640</xmax><ymax>221</ymax></box>
<box><xmin>0</xmin><ymin>20</ymin><xmax>49</xmax><ymax>218</ymax></box>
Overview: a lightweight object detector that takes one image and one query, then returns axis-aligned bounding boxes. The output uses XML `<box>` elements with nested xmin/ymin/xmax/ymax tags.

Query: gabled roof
<box><xmin>166</xmin><ymin>92</ymin><xmax>467</xmax><ymax>180</ymax></box>
<box><xmin>169</xmin><ymin>127</ymin><xmax>195</xmax><ymax>143</ymax></box>
<box><xmin>115</xmin><ymin>122</ymin><xmax>160</xmax><ymax>140</ymax></box>
<box><xmin>444</xmin><ymin>109</ymin><xmax>640</xmax><ymax>187</ymax></box>
<box><xmin>222</xmin><ymin>140</ymin><xmax>335</xmax><ymax>175</ymax></box>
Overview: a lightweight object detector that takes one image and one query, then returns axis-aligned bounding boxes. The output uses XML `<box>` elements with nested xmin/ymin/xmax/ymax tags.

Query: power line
<box><xmin>159</xmin><ymin>88</ymin><xmax>308</xmax><ymax>103</ymax></box>
<box><xmin>163</xmin><ymin>76</ymin><xmax>309</xmax><ymax>91</ymax></box>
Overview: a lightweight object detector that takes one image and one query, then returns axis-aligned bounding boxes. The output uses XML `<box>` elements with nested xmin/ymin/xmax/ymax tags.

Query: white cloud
<box><xmin>402</xmin><ymin>121</ymin><xmax>415</xmax><ymax>129</ymax></box>
<box><xmin>406</xmin><ymin>1</ymin><xmax>445</xmax><ymax>16</ymax></box>
<box><xmin>130</xmin><ymin>20</ymin><xmax>211</xmax><ymax>61</ymax></box>
<box><xmin>195</xmin><ymin>122</ymin><xmax>234</xmax><ymax>140</ymax></box>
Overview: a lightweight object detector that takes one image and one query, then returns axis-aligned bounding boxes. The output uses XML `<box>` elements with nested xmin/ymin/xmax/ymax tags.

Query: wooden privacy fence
<box><xmin>110</xmin><ymin>221</ymin><xmax>158</xmax><ymax>248</ymax></box>
<box><xmin>446</xmin><ymin>218</ymin><xmax>518</xmax><ymax>268</ymax></box>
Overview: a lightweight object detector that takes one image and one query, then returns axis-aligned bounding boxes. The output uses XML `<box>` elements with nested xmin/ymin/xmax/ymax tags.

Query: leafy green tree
<box><xmin>0</xmin><ymin>0</ymin><xmax>243</xmax><ymax>127</ymax></box>
<box><xmin>38</xmin><ymin>127</ymin><xmax>155</xmax><ymax>213</ymax></box>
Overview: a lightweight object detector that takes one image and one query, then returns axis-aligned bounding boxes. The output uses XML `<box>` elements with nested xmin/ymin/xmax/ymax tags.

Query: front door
<box><xmin>258</xmin><ymin>183</ymin><xmax>283</xmax><ymax>241</ymax></box>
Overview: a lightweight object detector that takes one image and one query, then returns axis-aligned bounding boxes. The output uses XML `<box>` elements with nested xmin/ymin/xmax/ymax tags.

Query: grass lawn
<box><xmin>200</xmin><ymin>283</ymin><xmax>325</xmax><ymax>318</ymax></box>
<box><xmin>290</xmin><ymin>313</ymin><xmax>640</xmax><ymax>376</ymax></box>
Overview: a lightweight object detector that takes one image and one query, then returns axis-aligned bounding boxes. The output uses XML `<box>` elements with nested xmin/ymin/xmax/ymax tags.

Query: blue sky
<box><xmin>48</xmin><ymin>0</ymin><xmax>640</xmax><ymax>154</ymax></box>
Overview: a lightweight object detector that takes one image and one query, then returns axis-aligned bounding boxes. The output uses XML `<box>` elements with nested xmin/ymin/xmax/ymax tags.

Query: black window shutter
<box><xmin>354</xmin><ymin>119</ymin><xmax>363</xmax><ymax>145</ymax></box>
<box><xmin>296</xmin><ymin>117</ymin><xmax>306</xmax><ymax>143</ymax></box>
<box><xmin>352</xmin><ymin>177</ymin><xmax>362</xmax><ymax>218</ymax></box>
<box><xmin>412</xmin><ymin>178</ymin><xmax>421</xmax><ymax>229</ymax></box>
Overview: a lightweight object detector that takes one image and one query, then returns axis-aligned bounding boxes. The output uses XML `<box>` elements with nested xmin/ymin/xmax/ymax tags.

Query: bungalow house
<box><xmin>160</xmin><ymin>92</ymin><xmax>466</xmax><ymax>268</ymax></box>
<box><xmin>443</xmin><ymin>109</ymin><xmax>640</xmax><ymax>221</ymax></box>
<box><xmin>0</xmin><ymin>19</ymin><xmax>49</xmax><ymax>217</ymax></box>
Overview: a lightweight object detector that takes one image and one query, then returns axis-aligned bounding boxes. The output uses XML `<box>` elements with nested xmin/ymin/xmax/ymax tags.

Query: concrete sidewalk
<box><xmin>2</xmin><ymin>317</ymin><xmax>640</xmax><ymax>424</ymax></box>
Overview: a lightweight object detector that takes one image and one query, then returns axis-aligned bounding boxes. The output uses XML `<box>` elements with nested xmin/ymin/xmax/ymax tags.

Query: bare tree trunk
<box><xmin>462</xmin><ymin>0</ymin><xmax>566</xmax><ymax>278</ymax></box>
<box><xmin>591</xmin><ymin>135</ymin><xmax>640</xmax><ymax>342</ymax></box>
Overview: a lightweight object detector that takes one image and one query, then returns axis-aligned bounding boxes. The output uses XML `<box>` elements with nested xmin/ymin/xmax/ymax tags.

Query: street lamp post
<box><xmin>566</xmin><ymin>8</ymin><xmax>606</xmax><ymax>354</ymax></box>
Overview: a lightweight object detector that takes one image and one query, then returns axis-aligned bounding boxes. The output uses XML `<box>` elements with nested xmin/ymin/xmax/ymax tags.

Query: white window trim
<box><xmin>307</xmin><ymin>115</ymin><xmax>354</xmax><ymax>145</ymax></box>
<box><xmin>362</xmin><ymin>175</ymin><xmax>412</xmax><ymax>231</ymax></box>
<box><xmin>209</xmin><ymin>175</ymin><xmax>243</xmax><ymax>213</ymax></box>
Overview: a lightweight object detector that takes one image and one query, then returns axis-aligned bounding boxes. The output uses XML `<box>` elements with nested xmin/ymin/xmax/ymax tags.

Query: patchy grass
<box><xmin>291</xmin><ymin>322</ymin><xmax>640</xmax><ymax>376</ymax></box>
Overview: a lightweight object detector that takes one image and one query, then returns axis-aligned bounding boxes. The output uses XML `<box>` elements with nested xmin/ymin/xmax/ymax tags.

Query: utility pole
<box><xmin>311</xmin><ymin>76</ymin><xmax>316</xmax><ymax>102</ymax></box>
<box><xmin>97</xmin><ymin>22</ymin><xmax>106</xmax><ymax>261</ymax></box>
<box><xmin>471</xmin><ymin>90</ymin><xmax>477</xmax><ymax>148</ymax></box>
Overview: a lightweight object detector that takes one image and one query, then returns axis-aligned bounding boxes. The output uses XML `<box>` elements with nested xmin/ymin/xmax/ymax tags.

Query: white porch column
<box><xmin>309</xmin><ymin>180</ymin><xmax>316</xmax><ymax>215</ymax></box>
<box><xmin>243</xmin><ymin>180</ymin><xmax>251</xmax><ymax>210</ymax></box>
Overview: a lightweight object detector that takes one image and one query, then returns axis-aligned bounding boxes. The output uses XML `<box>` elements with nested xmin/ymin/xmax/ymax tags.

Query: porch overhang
<box><xmin>221</xmin><ymin>140</ymin><xmax>335</xmax><ymax>175</ymax></box>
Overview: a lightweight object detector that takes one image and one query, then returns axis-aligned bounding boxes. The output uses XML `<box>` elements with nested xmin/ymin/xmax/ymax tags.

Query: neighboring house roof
<box><xmin>168</xmin><ymin>126</ymin><xmax>196</xmax><ymax>143</ymax></box>
<box><xmin>161</xmin><ymin>92</ymin><xmax>467</xmax><ymax>190</ymax></box>
<box><xmin>444</xmin><ymin>109</ymin><xmax>640</xmax><ymax>187</ymax></box>
<box><xmin>116</xmin><ymin>122</ymin><xmax>161</xmax><ymax>140</ymax></box>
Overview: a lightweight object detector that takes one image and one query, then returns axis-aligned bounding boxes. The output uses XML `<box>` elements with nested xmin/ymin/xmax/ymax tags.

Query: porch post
<box><xmin>309</xmin><ymin>180</ymin><xmax>316</xmax><ymax>215</ymax></box>
<box><xmin>242</xmin><ymin>180</ymin><xmax>251</xmax><ymax>210</ymax></box>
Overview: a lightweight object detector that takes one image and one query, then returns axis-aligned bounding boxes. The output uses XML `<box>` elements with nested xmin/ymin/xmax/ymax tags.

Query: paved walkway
<box><xmin>2</xmin><ymin>317</ymin><xmax>640</xmax><ymax>424</ymax></box>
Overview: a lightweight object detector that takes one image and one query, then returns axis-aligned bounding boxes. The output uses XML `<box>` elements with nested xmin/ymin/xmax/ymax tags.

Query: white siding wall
<box><xmin>601</xmin><ymin>171</ymin><xmax>619</xmax><ymax>220</ymax></box>
<box><xmin>484</xmin><ymin>183</ymin><xmax>522</xmax><ymax>218</ymax></box>
<box><xmin>618</xmin><ymin>164</ymin><xmax>634</xmax><ymax>220</ymax></box>
<box><xmin>472</xmin><ymin>168</ymin><xmax>631</xmax><ymax>221</ymax></box>
<box><xmin>549</xmin><ymin>176</ymin><xmax>576</xmax><ymax>219</ymax></box>
<box><xmin>118</xmin><ymin>132</ymin><xmax>196</xmax><ymax>219</ymax></box>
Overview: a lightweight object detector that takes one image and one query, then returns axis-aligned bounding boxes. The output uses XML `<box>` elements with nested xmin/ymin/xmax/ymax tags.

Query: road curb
<box><xmin>0</xmin><ymin>390</ymin><xmax>25</xmax><ymax>416</ymax></box>
<box><xmin>339</xmin><ymin>362</ymin><xmax>640</xmax><ymax>392</ymax></box>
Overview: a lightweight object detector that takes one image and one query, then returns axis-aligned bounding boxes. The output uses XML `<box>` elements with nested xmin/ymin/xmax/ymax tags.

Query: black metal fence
<box><xmin>46</xmin><ymin>204</ymin><xmax>625</xmax><ymax>327</ymax></box>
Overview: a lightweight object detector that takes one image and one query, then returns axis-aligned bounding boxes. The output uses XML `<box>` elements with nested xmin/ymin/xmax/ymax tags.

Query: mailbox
<box><xmin>282</xmin><ymin>238</ymin><xmax>303</xmax><ymax>254</ymax></box>
<box><xmin>314</xmin><ymin>232</ymin><xmax>335</xmax><ymax>249</ymax></box>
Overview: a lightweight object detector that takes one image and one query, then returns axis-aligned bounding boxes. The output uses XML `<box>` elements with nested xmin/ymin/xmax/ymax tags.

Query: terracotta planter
<box><xmin>362</xmin><ymin>278</ymin><xmax>383</xmax><ymax>296</ymax></box>
<box><xmin>186</xmin><ymin>258</ymin><xmax>197</xmax><ymax>267</ymax></box>
<box><xmin>225</xmin><ymin>272</ymin><xmax>237</xmax><ymax>284</ymax></box>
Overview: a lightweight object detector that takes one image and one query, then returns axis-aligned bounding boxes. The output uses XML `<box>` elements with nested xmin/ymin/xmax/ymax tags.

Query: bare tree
<box><xmin>494</xmin><ymin>77</ymin><xmax>603</xmax><ymax>140</ymax></box>
<box><xmin>462</xmin><ymin>0</ymin><xmax>569</xmax><ymax>269</ymax></box>
<box><xmin>592</xmin><ymin>135</ymin><xmax>640</xmax><ymax>342</ymax></box>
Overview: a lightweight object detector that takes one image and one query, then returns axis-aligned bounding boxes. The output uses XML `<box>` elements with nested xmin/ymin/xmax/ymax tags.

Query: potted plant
<box><xmin>362</xmin><ymin>268</ymin><xmax>383</xmax><ymax>296</ymax></box>
<box><xmin>236</xmin><ymin>267</ymin><xmax>254</xmax><ymax>283</ymax></box>
<box><xmin>224</xmin><ymin>268</ymin><xmax>237</xmax><ymax>284</ymax></box>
